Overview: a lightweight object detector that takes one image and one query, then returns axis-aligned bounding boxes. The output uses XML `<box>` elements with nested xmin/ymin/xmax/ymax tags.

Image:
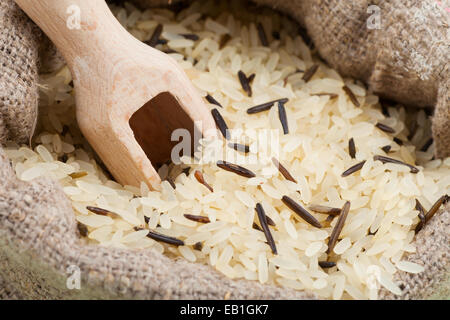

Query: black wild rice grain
<box><xmin>134</xmin><ymin>227</ymin><xmax>183</xmax><ymax>246</ymax></box>
<box><xmin>182</xmin><ymin>167</ymin><xmax>191</xmax><ymax>176</ymax></box>
<box><xmin>219</xmin><ymin>34</ymin><xmax>231</xmax><ymax>49</ymax></box>
<box><xmin>87</xmin><ymin>206</ymin><xmax>113</xmax><ymax>216</ymax></box>
<box><xmin>247</xmin><ymin>98</ymin><xmax>289</xmax><ymax>114</ymax></box>
<box><xmin>206</xmin><ymin>94</ymin><xmax>222</xmax><ymax>108</ymax></box>
<box><xmin>217</xmin><ymin>161</ymin><xmax>256</xmax><ymax>178</ymax></box>
<box><xmin>420</xmin><ymin>138</ymin><xmax>433</xmax><ymax>152</ymax></box>
<box><xmin>180</xmin><ymin>33</ymin><xmax>199</xmax><ymax>41</ymax></box>
<box><xmin>144</xmin><ymin>229</ymin><xmax>184</xmax><ymax>246</ymax></box>
<box><xmin>265</xmin><ymin>215</ymin><xmax>276</xmax><ymax>227</ymax></box>
<box><xmin>414</xmin><ymin>202</ymin><xmax>427</xmax><ymax>234</ymax></box>
<box><xmin>319</xmin><ymin>261</ymin><xmax>336</xmax><ymax>269</ymax></box>
<box><xmin>194</xmin><ymin>170</ymin><xmax>214</xmax><ymax>192</ymax></box>
<box><xmin>415</xmin><ymin>195</ymin><xmax>448</xmax><ymax>234</ymax></box>
<box><xmin>278</xmin><ymin>101</ymin><xmax>289</xmax><ymax>135</ymax></box>
<box><xmin>163</xmin><ymin>49</ymin><xmax>179</xmax><ymax>54</ymax></box>
<box><xmin>211</xmin><ymin>108</ymin><xmax>229</xmax><ymax>140</ymax></box>
<box><xmin>228</xmin><ymin>143</ymin><xmax>250</xmax><ymax>153</ymax></box>
<box><xmin>272</xmin><ymin>157</ymin><xmax>297</xmax><ymax>183</ymax></box>
<box><xmin>348</xmin><ymin>138</ymin><xmax>356</xmax><ymax>159</ymax></box>
<box><xmin>309</xmin><ymin>205</ymin><xmax>341</xmax><ymax>216</ymax></box>
<box><xmin>257</xmin><ymin>23</ymin><xmax>269</xmax><ymax>46</ymax></box>
<box><xmin>375</xmin><ymin>122</ymin><xmax>396</xmax><ymax>134</ymax></box>
<box><xmin>144</xmin><ymin>216</ymin><xmax>150</xmax><ymax>224</ymax></box>
<box><xmin>247</xmin><ymin>102</ymin><xmax>275</xmax><ymax>114</ymax></box>
<box><xmin>255</xmin><ymin>203</ymin><xmax>277</xmax><ymax>254</ymax></box>
<box><xmin>184</xmin><ymin>214</ymin><xmax>211</xmax><ymax>224</ymax></box>
<box><xmin>302</xmin><ymin>64</ymin><xmax>319</xmax><ymax>82</ymax></box>
<box><xmin>146</xmin><ymin>23</ymin><xmax>163</xmax><ymax>47</ymax></box>
<box><xmin>193</xmin><ymin>242</ymin><xmax>203</xmax><ymax>251</ymax></box>
<box><xmin>327</xmin><ymin>201</ymin><xmax>351</xmax><ymax>254</ymax></box>
<box><xmin>281</xmin><ymin>196</ymin><xmax>322</xmax><ymax>228</ymax></box>
<box><xmin>373</xmin><ymin>155</ymin><xmax>419</xmax><ymax>173</ymax></box>
<box><xmin>381</xmin><ymin>145</ymin><xmax>392</xmax><ymax>153</ymax></box>
<box><xmin>238</xmin><ymin>70</ymin><xmax>252</xmax><ymax>97</ymax></box>
<box><xmin>326</xmin><ymin>215</ymin><xmax>335</xmax><ymax>223</ymax></box>
<box><xmin>393</xmin><ymin>137</ymin><xmax>404</xmax><ymax>146</ymax></box>
<box><xmin>248</xmin><ymin>73</ymin><xmax>256</xmax><ymax>83</ymax></box>
<box><xmin>416</xmin><ymin>199</ymin><xmax>427</xmax><ymax>221</ymax></box>
<box><xmin>166</xmin><ymin>178</ymin><xmax>176</xmax><ymax>189</ymax></box>
<box><xmin>252</xmin><ymin>222</ymin><xmax>263</xmax><ymax>232</ymax></box>
<box><xmin>157</xmin><ymin>39</ymin><xmax>168</xmax><ymax>45</ymax></box>
<box><xmin>311</xmin><ymin>92</ymin><xmax>338</xmax><ymax>99</ymax></box>
<box><xmin>77</xmin><ymin>222</ymin><xmax>88</xmax><ymax>237</ymax></box>
<box><xmin>69</xmin><ymin>171</ymin><xmax>88</xmax><ymax>179</ymax></box>
<box><xmin>342</xmin><ymin>85</ymin><xmax>360</xmax><ymax>107</ymax></box>
<box><xmin>341</xmin><ymin>160</ymin><xmax>366</xmax><ymax>177</ymax></box>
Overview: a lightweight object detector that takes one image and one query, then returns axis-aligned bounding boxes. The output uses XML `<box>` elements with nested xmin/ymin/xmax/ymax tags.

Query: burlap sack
<box><xmin>0</xmin><ymin>0</ymin><xmax>448</xmax><ymax>299</ymax></box>
<box><xmin>252</xmin><ymin>0</ymin><xmax>450</xmax><ymax>159</ymax></box>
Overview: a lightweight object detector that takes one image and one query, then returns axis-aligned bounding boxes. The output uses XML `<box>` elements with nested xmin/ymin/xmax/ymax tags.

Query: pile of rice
<box><xmin>4</xmin><ymin>0</ymin><xmax>449</xmax><ymax>300</ymax></box>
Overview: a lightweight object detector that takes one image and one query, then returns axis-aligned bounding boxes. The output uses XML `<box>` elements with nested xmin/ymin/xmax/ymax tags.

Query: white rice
<box><xmin>4</xmin><ymin>0</ymin><xmax>449</xmax><ymax>300</ymax></box>
<box><xmin>333</xmin><ymin>237</ymin><xmax>352</xmax><ymax>255</ymax></box>
<box><xmin>395</xmin><ymin>261</ymin><xmax>425</xmax><ymax>274</ymax></box>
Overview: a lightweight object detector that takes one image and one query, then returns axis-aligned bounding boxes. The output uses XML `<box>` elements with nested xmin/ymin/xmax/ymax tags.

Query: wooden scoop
<box><xmin>15</xmin><ymin>0</ymin><xmax>217</xmax><ymax>188</ymax></box>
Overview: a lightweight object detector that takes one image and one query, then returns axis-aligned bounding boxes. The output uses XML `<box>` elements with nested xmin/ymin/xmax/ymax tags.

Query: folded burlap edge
<box><xmin>253</xmin><ymin>0</ymin><xmax>450</xmax><ymax>158</ymax></box>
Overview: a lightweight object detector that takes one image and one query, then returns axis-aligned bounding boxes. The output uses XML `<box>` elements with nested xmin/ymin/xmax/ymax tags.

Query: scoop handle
<box><xmin>14</xmin><ymin>0</ymin><xmax>129</xmax><ymax>65</ymax></box>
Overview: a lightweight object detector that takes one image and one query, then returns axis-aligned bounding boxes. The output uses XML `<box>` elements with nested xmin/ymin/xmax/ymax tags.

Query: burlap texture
<box><xmin>250</xmin><ymin>0</ymin><xmax>450</xmax><ymax>158</ymax></box>
<box><xmin>0</xmin><ymin>0</ymin><xmax>40</xmax><ymax>145</ymax></box>
<box><xmin>379</xmin><ymin>204</ymin><xmax>449</xmax><ymax>300</ymax></box>
<box><xmin>0</xmin><ymin>0</ymin><xmax>448</xmax><ymax>299</ymax></box>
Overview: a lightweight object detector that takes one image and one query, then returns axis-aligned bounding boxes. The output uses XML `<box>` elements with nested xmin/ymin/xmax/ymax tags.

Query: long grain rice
<box><xmin>6</xmin><ymin>0</ymin><xmax>449</xmax><ymax>300</ymax></box>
